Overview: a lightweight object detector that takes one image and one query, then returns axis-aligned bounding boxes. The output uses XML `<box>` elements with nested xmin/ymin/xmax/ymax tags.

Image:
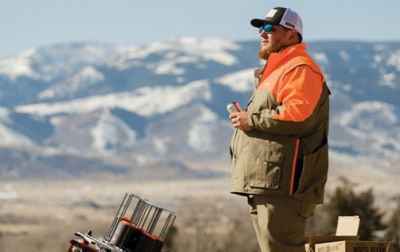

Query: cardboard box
<box><xmin>306</xmin><ymin>216</ymin><xmax>360</xmax><ymax>252</ymax></box>
<box><xmin>315</xmin><ymin>240</ymin><xmax>392</xmax><ymax>252</ymax></box>
<box><xmin>306</xmin><ymin>235</ymin><xmax>359</xmax><ymax>252</ymax></box>
<box><xmin>335</xmin><ymin>216</ymin><xmax>360</xmax><ymax>236</ymax></box>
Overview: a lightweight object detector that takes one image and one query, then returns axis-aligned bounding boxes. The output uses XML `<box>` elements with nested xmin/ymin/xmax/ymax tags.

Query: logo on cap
<box><xmin>285</xmin><ymin>22</ymin><xmax>295</xmax><ymax>28</ymax></box>
<box><xmin>265</xmin><ymin>9</ymin><xmax>278</xmax><ymax>18</ymax></box>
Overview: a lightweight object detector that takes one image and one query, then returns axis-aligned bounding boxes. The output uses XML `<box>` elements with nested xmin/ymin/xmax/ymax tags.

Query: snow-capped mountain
<box><xmin>0</xmin><ymin>37</ymin><xmax>399</xmax><ymax>179</ymax></box>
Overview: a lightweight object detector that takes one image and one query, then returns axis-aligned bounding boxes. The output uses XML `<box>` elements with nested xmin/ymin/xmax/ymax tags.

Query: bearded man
<box><xmin>229</xmin><ymin>7</ymin><xmax>330</xmax><ymax>252</ymax></box>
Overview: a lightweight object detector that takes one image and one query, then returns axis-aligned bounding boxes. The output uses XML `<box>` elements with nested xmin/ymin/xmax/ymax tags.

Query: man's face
<box><xmin>257</xmin><ymin>25</ymin><xmax>291</xmax><ymax>60</ymax></box>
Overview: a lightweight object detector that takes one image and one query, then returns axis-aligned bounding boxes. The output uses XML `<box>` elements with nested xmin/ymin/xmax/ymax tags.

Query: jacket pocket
<box><xmin>251</xmin><ymin>151</ymin><xmax>284</xmax><ymax>190</ymax></box>
<box><xmin>294</xmin><ymin>141</ymin><xmax>328</xmax><ymax>202</ymax></box>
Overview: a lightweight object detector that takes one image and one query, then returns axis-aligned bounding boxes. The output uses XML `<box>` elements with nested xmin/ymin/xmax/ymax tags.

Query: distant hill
<box><xmin>0</xmin><ymin>37</ymin><xmax>399</xmax><ymax>179</ymax></box>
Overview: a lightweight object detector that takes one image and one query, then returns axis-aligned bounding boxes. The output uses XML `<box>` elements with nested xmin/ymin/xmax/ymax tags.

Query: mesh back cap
<box><xmin>250</xmin><ymin>7</ymin><xmax>303</xmax><ymax>36</ymax></box>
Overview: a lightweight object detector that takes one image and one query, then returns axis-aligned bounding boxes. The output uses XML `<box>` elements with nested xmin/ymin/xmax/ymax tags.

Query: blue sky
<box><xmin>1</xmin><ymin>0</ymin><xmax>399</xmax><ymax>58</ymax></box>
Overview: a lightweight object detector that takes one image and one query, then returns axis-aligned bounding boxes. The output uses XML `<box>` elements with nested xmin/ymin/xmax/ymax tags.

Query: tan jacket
<box><xmin>230</xmin><ymin>43</ymin><xmax>330</xmax><ymax>204</ymax></box>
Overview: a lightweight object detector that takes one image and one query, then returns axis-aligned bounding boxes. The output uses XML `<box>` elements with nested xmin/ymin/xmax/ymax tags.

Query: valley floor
<box><xmin>0</xmin><ymin>159</ymin><xmax>399</xmax><ymax>252</ymax></box>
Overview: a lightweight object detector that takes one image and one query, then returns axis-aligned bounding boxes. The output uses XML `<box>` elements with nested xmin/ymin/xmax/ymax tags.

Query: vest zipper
<box><xmin>289</xmin><ymin>139</ymin><xmax>300</xmax><ymax>195</ymax></box>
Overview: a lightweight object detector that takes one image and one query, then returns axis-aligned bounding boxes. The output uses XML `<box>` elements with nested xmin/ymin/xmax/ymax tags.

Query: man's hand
<box><xmin>230</xmin><ymin>111</ymin><xmax>251</xmax><ymax>131</ymax></box>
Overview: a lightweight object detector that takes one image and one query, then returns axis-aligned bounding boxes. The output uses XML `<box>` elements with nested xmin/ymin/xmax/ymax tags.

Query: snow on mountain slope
<box><xmin>216</xmin><ymin>68</ymin><xmax>254</xmax><ymax>92</ymax></box>
<box><xmin>0</xmin><ymin>106</ymin><xmax>9</xmax><ymax>119</ymax></box>
<box><xmin>0</xmin><ymin>43</ymin><xmax>123</xmax><ymax>82</ymax></box>
<box><xmin>113</xmin><ymin>36</ymin><xmax>240</xmax><ymax>71</ymax></box>
<box><xmin>332</xmin><ymin>101</ymin><xmax>400</xmax><ymax>159</ymax></box>
<box><xmin>0</xmin><ymin>38</ymin><xmax>400</xmax><ymax>178</ymax></box>
<box><xmin>372</xmin><ymin>46</ymin><xmax>400</xmax><ymax>89</ymax></box>
<box><xmin>15</xmin><ymin>79</ymin><xmax>211</xmax><ymax>117</ymax></box>
<box><xmin>128</xmin><ymin>103</ymin><xmax>232</xmax><ymax>159</ymax></box>
<box><xmin>0</xmin><ymin>122</ymin><xmax>33</xmax><ymax>147</ymax></box>
<box><xmin>0</xmin><ymin>107</ymin><xmax>34</xmax><ymax>147</ymax></box>
<box><xmin>387</xmin><ymin>50</ymin><xmax>400</xmax><ymax>70</ymax></box>
<box><xmin>47</xmin><ymin>108</ymin><xmax>137</xmax><ymax>154</ymax></box>
<box><xmin>91</xmin><ymin>109</ymin><xmax>137</xmax><ymax>152</ymax></box>
<box><xmin>188</xmin><ymin>106</ymin><xmax>221</xmax><ymax>153</ymax></box>
<box><xmin>0</xmin><ymin>49</ymin><xmax>38</xmax><ymax>80</ymax></box>
<box><xmin>38</xmin><ymin>66</ymin><xmax>105</xmax><ymax>100</ymax></box>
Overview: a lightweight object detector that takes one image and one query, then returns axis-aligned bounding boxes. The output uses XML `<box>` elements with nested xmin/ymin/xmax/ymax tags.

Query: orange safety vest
<box><xmin>257</xmin><ymin>43</ymin><xmax>325</xmax><ymax>123</ymax></box>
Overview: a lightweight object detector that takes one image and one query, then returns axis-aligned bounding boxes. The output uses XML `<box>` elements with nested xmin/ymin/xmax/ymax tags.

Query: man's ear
<box><xmin>287</xmin><ymin>29</ymin><xmax>299</xmax><ymax>43</ymax></box>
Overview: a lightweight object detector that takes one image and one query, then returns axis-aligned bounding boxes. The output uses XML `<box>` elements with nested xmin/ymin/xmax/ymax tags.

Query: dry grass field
<box><xmin>0</xmin><ymin>177</ymin><xmax>256</xmax><ymax>252</ymax></box>
<box><xmin>0</xmin><ymin>156</ymin><xmax>399</xmax><ymax>252</ymax></box>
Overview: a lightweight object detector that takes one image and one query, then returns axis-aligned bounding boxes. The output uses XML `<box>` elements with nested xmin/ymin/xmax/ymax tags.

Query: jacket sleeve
<box><xmin>248</xmin><ymin>65</ymin><xmax>324</xmax><ymax>136</ymax></box>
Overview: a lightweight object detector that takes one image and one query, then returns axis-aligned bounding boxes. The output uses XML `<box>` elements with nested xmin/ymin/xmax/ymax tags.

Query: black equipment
<box><xmin>68</xmin><ymin>193</ymin><xmax>176</xmax><ymax>252</ymax></box>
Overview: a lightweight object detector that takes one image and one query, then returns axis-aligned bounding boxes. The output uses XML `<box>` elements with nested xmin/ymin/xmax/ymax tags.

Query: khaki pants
<box><xmin>248</xmin><ymin>195</ymin><xmax>315</xmax><ymax>252</ymax></box>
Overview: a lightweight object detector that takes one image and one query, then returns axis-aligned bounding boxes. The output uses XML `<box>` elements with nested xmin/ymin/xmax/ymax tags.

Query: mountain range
<box><xmin>0</xmin><ymin>37</ymin><xmax>399</xmax><ymax>180</ymax></box>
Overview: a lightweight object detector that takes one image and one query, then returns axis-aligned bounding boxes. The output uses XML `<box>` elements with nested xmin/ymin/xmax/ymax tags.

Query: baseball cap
<box><xmin>251</xmin><ymin>7</ymin><xmax>303</xmax><ymax>38</ymax></box>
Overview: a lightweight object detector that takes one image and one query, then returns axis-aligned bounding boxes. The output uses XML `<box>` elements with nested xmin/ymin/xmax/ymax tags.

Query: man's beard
<box><xmin>257</xmin><ymin>40</ymin><xmax>282</xmax><ymax>60</ymax></box>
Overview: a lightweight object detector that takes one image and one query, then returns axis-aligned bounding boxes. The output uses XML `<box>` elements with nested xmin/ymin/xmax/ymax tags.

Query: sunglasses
<box><xmin>258</xmin><ymin>24</ymin><xmax>275</xmax><ymax>33</ymax></box>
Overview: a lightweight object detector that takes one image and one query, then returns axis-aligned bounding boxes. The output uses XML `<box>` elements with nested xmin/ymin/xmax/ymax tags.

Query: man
<box><xmin>229</xmin><ymin>7</ymin><xmax>330</xmax><ymax>252</ymax></box>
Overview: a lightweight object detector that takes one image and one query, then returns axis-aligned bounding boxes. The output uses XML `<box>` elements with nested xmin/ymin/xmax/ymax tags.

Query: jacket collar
<box><xmin>264</xmin><ymin>43</ymin><xmax>307</xmax><ymax>74</ymax></box>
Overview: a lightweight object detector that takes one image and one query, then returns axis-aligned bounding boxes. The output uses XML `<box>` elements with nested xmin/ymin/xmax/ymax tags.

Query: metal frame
<box><xmin>68</xmin><ymin>193</ymin><xmax>176</xmax><ymax>252</ymax></box>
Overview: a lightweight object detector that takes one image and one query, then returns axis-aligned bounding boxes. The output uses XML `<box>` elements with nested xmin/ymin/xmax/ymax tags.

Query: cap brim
<box><xmin>250</xmin><ymin>18</ymin><xmax>278</xmax><ymax>28</ymax></box>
